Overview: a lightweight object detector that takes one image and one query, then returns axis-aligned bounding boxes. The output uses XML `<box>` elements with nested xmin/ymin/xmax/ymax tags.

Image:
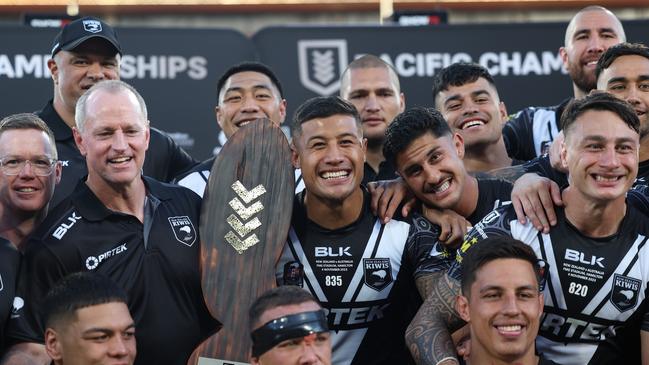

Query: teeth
<box><xmin>110</xmin><ymin>157</ymin><xmax>130</xmax><ymax>163</ymax></box>
<box><xmin>322</xmin><ymin>171</ymin><xmax>348</xmax><ymax>179</ymax></box>
<box><xmin>595</xmin><ymin>175</ymin><xmax>619</xmax><ymax>182</ymax></box>
<box><xmin>462</xmin><ymin>120</ymin><xmax>485</xmax><ymax>130</ymax></box>
<box><xmin>498</xmin><ymin>325</ymin><xmax>522</xmax><ymax>332</ymax></box>
<box><xmin>18</xmin><ymin>188</ymin><xmax>35</xmax><ymax>192</ymax></box>
<box><xmin>434</xmin><ymin>180</ymin><xmax>451</xmax><ymax>193</ymax></box>
<box><xmin>239</xmin><ymin>121</ymin><xmax>251</xmax><ymax>127</ymax></box>
<box><xmin>586</xmin><ymin>61</ymin><xmax>598</xmax><ymax>66</ymax></box>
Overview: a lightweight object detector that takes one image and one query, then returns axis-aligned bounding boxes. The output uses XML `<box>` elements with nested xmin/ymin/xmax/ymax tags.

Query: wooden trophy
<box><xmin>191</xmin><ymin>119</ymin><xmax>295</xmax><ymax>365</ymax></box>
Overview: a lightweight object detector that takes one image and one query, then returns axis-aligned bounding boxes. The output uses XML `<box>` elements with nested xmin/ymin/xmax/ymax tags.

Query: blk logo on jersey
<box><xmin>168</xmin><ymin>216</ymin><xmax>196</xmax><ymax>247</ymax></box>
<box><xmin>363</xmin><ymin>258</ymin><xmax>393</xmax><ymax>291</ymax></box>
<box><xmin>610</xmin><ymin>274</ymin><xmax>641</xmax><ymax>312</ymax></box>
<box><xmin>282</xmin><ymin>261</ymin><xmax>304</xmax><ymax>287</ymax></box>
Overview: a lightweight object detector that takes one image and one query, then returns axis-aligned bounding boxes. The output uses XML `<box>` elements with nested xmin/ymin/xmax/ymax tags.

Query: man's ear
<box><xmin>559</xmin><ymin>46</ymin><xmax>569</xmax><ymax>68</ymax></box>
<box><xmin>278</xmin><ymin>99</ymin><xmax>287</xmax><ymax>124</ymax></box>
<box><xmin>44</xmin><ymin>328</ymin><xmax>63</xmax><ymax>361</ymax></box>
<box><xmin>72</xmin><ymin>127</ymin><xmax>86</xmax><ymax>157</ymax></box>
<box><xmin>291</xmin><ymin>143</ymin><xmax>300</xmax><ymax>169</ymax></box>
<box><xmin>453</xmin><ymin>133</ymin><xmax>465</xmax><ymax>160</ymax></box>
<box><xmin>456</xmin><ymin>295</ymin><xmax>471</xmax><ymax>323</ymax></box>
<box><xmin>498</xmin><ymin>101</ymin><xmax>508</xmax><ymax>123</ymax></box>
<box><xmin>215</xmin><ymin>105</ymin><xmax>223</xmax><ymax>129</ymax></box>
<box><xmin>47</xmin><ymin>58</ymin><xmax>59</xmax><ymax>85</ymax></box>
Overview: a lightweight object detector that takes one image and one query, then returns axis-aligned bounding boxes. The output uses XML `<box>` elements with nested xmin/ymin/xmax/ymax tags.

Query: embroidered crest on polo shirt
<box><xmin>168</xmin><ymin>216</ymin><xmax>196</xmax><ymax>247</ymax></box>
<box><xmin>11</xmin><ymin>296</ymin><xmax>24</xmax><ymax>319</ymax></box>
<box><xmin>83</xmin><ymin>20</ymin><xmax>102</xmax><ymax>33</ymax></box>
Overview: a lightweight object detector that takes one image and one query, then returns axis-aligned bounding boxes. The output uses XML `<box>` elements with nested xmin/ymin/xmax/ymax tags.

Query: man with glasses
<box><xmin>2</xmin><ymin>80</ymin><xmax>218</xmax><ymax>365</ymax></box>
<box><xmin>0</xmin><ymin>113</ymin><xmax>60</xmax><ymax>355</ymax></box>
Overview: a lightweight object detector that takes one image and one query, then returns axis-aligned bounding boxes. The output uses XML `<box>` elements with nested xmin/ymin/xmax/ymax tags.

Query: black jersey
<box><xmin>450</xmin><ymin>204</ymin><xmax>649</xmax><ymax>365</ymax></box>
<box><xmin>36</xmin><ymin>100</ymin><xmax>196</xmax><ymax>208</ymax></box>
<box><xmin>6</xmin><ymin>177</ymin><xmax>218</xmax><ymax>365</ymax></box>
<box><xmin>523</xmin><ymin>154</ymin><xmax>649</xmax><ymax>189</ymax></box>
<box><xmin>0</xmin><ymin>239</ymin><xmax>19</xmax><ymax>352</ymax></box>
<box><xmin>503</xmin><ymin>99</ymin><xmax>571</xmax><ymax>162</ymax></box>
<box><xmin>415</xmin><ymin>178</ymin><xmax>513</xmax><ymax>278</ymax></box>
<box><xmin>276</xmin><ymin>190</ymin><xmax>427</xmax><ymax>365</ymax></box>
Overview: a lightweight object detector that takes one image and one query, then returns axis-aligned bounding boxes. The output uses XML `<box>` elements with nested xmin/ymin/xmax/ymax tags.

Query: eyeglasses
<box><xmin>0</xmin><ymin>157</ymin><xmax>57</xmax><ymax>176</ymax></box>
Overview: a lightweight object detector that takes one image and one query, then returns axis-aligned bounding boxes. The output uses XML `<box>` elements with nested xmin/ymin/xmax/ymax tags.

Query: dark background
<box><xmin>1</xmin><ymin>20</ymin><xmax>648</xmax><ymax>159</ymax></box>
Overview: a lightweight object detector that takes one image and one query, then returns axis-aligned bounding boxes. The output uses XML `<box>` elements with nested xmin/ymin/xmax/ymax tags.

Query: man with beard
<box><xmin>513</xmin><ymin>42</ymin><xmax>649</xmax><ymax>233</ymax></box>
<box><xmin>340</xmin><ymin>55</ymin><xmax>405</xmax><ymax>185</ymax></box>
<box><xmin>504</xmin><ymin>6</ymin><xmax>625</xmax><ymax>161</ymax></box>
<box><xmin>411</xmin><ymin>93</ymin><xmax>649</xmax><ymax>365</ymax></box>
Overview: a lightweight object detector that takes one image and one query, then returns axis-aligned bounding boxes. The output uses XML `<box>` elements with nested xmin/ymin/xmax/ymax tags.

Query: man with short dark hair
<box><xmin>175</xmin><ymin>61</ymin><xmax>293</xmax><ymax>195</ymax></box>
<box><xmin>277</xmin><ymin>96</ymin><xmax>425</xmax><ymax>364</ymax></box>
<box><xmin>504</xmin><ymin>6</ymin><xmax>626</xmax><ymax>161</ymax></box>
<box><xmin>512</xmin><ymin>42</ymin><xmax>649</xmax><ymax>232</ymax></box>
<box><xmin>432</xmin><ymin>63</ymin><xmax>521</xmax><ymax>174</ymax></box>
<box><xmin>3</xmin><ymin>80</ymin><xmax>218</xmax><ymax>365</ymax></box>
<box><xmin>340</xmin><ymin>54</ymin><xmax>405</xmax><ymax>184</ymax></box>
<box><xmin>0</xmin><ymin>113</ymin><xmax>61</xmax><ymax>356</ymax></box>
<box><xmin>43</xmin><ymin>272</ymin><xmax>136</xmax><ymax>365</ymax></box>
<box><xmin>418</xmin><ymin>92</ymin><xmax>649</xmax><ymax>365</ymax></box>
<box><xmin>456</xmin><ymin>237</ymin><xmax>557</xmax><ymax>365</ymax></box>
<box><xmin>40</xmin><ymin>16</ymin><xmax>195</xmax><ymax>208</ymax></box>
<box><xmin>249</xmin><ymin>286</ymin><xmax>331</xmax><ymax>365</ymax></box>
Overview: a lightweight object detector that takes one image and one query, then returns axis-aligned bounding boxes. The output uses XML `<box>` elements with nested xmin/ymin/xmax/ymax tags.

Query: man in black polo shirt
<box><xmin>0</xmin><ymin>113</ymin><xmax>61</xmax><ymax>356</ymax></box>
<box><xmin>3</xmin><ymin>80</ymin><xmax>218</xmax><ymax>365</ymax></box>
<box><xmin>39</xmin><ymin>16</ymin><xmax>195</xmax><ymax>208</ymax></box>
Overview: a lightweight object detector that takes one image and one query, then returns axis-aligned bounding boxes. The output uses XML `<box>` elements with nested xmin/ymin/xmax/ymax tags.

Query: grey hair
<box><xmin>75</xmin><ymin>80</ymin><xmax>148</xmax><ymax>132</ymax></box>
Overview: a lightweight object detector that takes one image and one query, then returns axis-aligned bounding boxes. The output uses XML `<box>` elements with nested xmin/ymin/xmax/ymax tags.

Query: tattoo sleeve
<box><xmin>408</xmin><ymin>272</ymin><xmax>464</xmax><ymax>365</ymax></box>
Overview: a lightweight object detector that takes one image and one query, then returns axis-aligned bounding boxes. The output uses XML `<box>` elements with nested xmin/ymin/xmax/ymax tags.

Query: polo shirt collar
<box><xmin>39</xmin><ymin>100</ymin><xmax>74</xmax><ymax>142</ymax></box>
<box><xmin>72</xmin><ymin>176</ymin><xmax>172</xmax><ymax>221</ymax></box>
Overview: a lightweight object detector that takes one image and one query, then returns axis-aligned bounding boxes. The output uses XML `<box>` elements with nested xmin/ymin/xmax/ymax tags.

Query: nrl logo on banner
<box><xmin>298</xmin><ymin>39</ymin><xmax>348</xmax><ymax>96</ymax></box>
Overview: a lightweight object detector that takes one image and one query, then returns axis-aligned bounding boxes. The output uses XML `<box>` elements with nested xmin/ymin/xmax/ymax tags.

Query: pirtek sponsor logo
<box><xmin>85</xmin><ymin>244</ymin><xmax>127</xmax><ymax>270</ymax></box>
<box><xmin>323</xmin><ymin>303</ymin><xmax>389</xmax><ymax>326</ymax></box>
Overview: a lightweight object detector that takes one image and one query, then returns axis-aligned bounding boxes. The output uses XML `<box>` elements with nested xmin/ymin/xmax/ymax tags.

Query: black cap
<box><xmin>51</xmin><ymin>17</ymin><xmax>122</xmax><ymax>57</ymax></box>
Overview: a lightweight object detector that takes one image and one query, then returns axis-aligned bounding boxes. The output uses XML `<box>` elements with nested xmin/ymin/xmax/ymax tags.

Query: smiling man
<box><xmin>456</xmin><ymin>237</ymin><xmax>557</xmax><ymax>365</ymax></box>
<box><xmin>504</xmin><ymin>6</ymin><xmax>625</xmax><ymax>161</ymax></box>
<box><xmin>3</xmin><ymin>80</ymin><xmax>218</xmax><ymax>365</ymax></box>
<box><xmin>175</xmin><ymin>61</ymin><xmax>296</xmax><ymax>195</ymax></box>
<box><xmin>0</xmin><ymin>113</ymin><xmax>61</xmax><ymax>357</ymax></box>
<box><xmin>419</xmin><ymin>92</ymin><xmax>649</xmax><ymax>365</ymax></box>
<box><xmin>276</xmin><ymin>96</ymin><xmax>429</xmax><ymax>365</ymax></box>
<box><xmin>39</xmin><ymin>16</ymin><xmax>195</xmax><ymax>208</ymax></box>
<box><xmin>433</xmin><ymin>63</ymin><xmax>521</xmax><ymax>174</ymax></box>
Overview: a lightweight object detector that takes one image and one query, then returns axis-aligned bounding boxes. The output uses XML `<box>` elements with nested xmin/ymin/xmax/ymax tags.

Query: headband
<box><xmin>251</xmin><ymin>310</ymin><xmax>329</xmax><ymax>357</ymax></box>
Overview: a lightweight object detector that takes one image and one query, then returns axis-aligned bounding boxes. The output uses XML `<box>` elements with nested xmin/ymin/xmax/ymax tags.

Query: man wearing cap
<box><xmin>249</xmin><ymin>286</ymin><xmax>332</xmax><ymax>365</ymax></box>
<box><xmin>41</xmin><ymin>16</ymin><xmax>195</xmax><ymax>208</ymax></box>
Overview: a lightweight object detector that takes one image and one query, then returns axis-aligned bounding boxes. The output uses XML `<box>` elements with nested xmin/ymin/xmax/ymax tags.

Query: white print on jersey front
<box><xmin>52</xmin><ymin>211</ymin><xmax>82</xmax><ymax>240</ymax></box>
<box><xmin>284</xmin><ymin>218</ymin><xmax>411</xmax><ymax>365</ymax></box>
<box><xmin>85</xmin><ymin>244</ymin><xmax>128</xmax><ymax>270</ymax></box>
